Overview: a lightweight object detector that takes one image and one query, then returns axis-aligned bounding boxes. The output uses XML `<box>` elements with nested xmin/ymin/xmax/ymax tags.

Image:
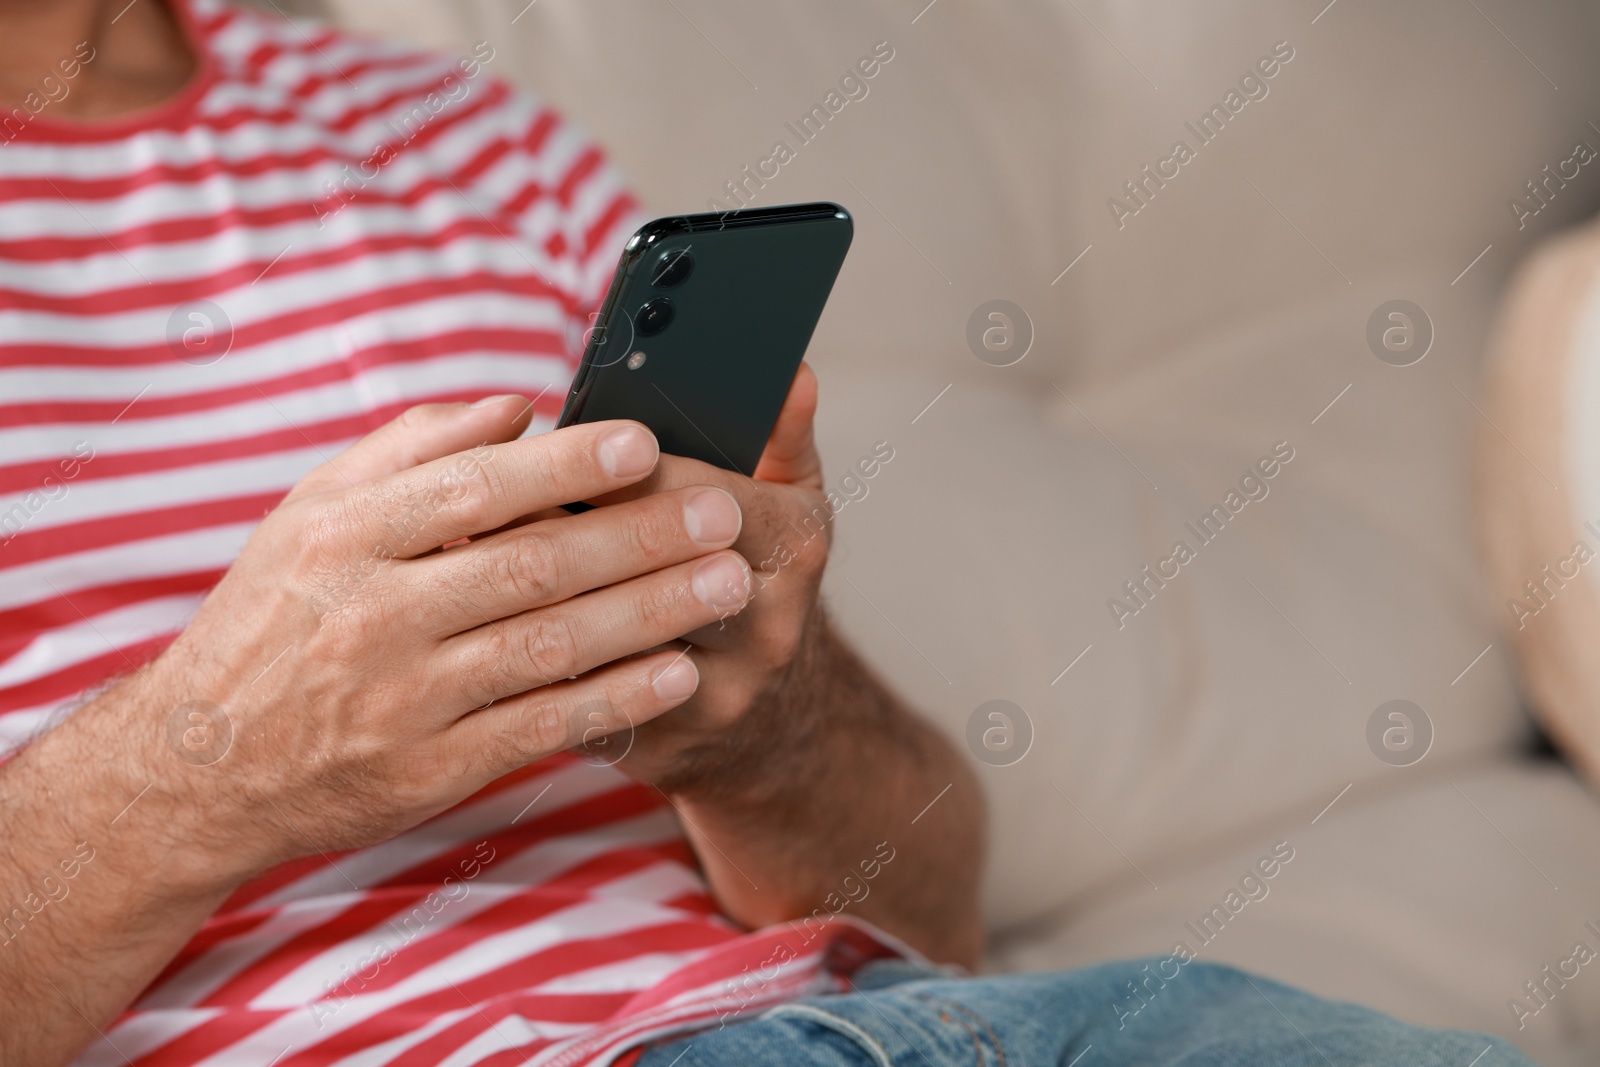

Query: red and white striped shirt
<box><xmin>0</xmin><ymin>3</ymin><xmax>901</xmax><ymax>1063</ymax></box>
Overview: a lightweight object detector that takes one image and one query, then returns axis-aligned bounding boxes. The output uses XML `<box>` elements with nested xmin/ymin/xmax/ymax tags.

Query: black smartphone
<box><xmin>556</xmin><ymin>202</ymin><xmax>853</xmax><ymax>477</ymax></box>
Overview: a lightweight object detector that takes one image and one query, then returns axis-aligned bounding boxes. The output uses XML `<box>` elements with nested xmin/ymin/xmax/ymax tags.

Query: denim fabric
<box><xmin>637</xmin><ymin>956</ymin><xmax>1534</xmax><ymax>1066</ymax></box>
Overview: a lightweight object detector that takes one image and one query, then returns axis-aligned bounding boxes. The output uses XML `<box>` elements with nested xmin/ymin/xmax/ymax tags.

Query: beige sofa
<box><xmin>280</xmin><ymin>1</ymin><xmax>1600</xmax><ymax>1061</ymax></box>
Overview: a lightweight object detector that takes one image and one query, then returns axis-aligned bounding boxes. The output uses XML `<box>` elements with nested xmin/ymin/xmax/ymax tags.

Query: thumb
<box><xmin>287</xmin><ymin>395</ymin><xmax>534</xmax><ymax>500</ymax></box>
<box><xmin>753</xmin><ymin>363</ymin><xmax>822</xmax><ymax>487</ymax></box>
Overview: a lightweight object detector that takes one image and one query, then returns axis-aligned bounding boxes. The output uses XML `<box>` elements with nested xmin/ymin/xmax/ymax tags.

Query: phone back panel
<box><xmin>558</xmin><ymin>204</ymin><xmax>852</xmax><ymax>475</ymax></box>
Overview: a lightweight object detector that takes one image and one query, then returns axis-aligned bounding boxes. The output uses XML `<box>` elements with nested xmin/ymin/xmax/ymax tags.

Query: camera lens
<box><xmin>634</xmin><ymin>296</ymin><xmax>675</xmax><ymax>336</ymax></box>
<box><xmin>651</xmin><ymin>247</ymin><xmax>693</xmax><ymax>288</ymax></box>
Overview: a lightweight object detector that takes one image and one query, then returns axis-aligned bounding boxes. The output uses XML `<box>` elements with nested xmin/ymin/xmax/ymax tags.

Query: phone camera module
<box><xmin>634</xmin><ymin>296</ymin><xmax>675</xmax><ymax>336</ymax></box>
<box><xmin>651</xmin><ymin>248</ymin><xmax>693</xmax><ymax>288</ymax></box>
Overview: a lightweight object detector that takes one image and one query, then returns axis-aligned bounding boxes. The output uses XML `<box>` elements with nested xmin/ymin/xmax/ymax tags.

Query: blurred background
<box><xmin>268</xmin><ymin>1</ymin><xmax>1600</xmax><ymax>1060</ymax></box>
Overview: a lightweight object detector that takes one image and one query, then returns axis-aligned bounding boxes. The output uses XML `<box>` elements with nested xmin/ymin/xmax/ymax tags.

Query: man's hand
<box><xmin>587</xmin><ymin>365</ymin><xmax>987</xmax><ymax>967</ymax></box>
<box><xmin>136</xmin><ymin>398</ymin><xmax>761</xmax><ymax>881</ymax></box>
<box><xmin>585</xmin><ymin>363</ymin><xmax>832</xmax><ymax>789</ymax></box>
<box><xmin>0</xmin><ymin>396</ymin><xmax>758</xmax><ymax>1064</ymax></box>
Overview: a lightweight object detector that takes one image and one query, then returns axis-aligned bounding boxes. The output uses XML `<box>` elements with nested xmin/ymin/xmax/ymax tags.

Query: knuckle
<box><xmin>321</xmin><ymin>606</ymin><xmax>379</xmax><ymax>657</ymax></box>
<box><xmin>525</xmin><ymin>698</ymin><xmax>574</xmax><ymax>754</ymax></box>
<box><xmin>514</xmin><ymin>613</ymin><xmax>579</xmax><ymax>684</ymax></box>
<box><xmin>636</xmin><ymin>574</ymin><xmax>693</xmax><ymax>633</ymax></box>
<box><xmin>438</xmin><ymin>459</ymin><xmax>499</xmax><ymax>534</ymax></box>
<box><xmin>294</xmin><ymin>502</ymin><xmax>353</xmax><ymax>562</ymax></box>
<box><xmin>394</xmin><ymin>404</ymin><xmax>433</xmax><ymax>434</ymax></box>
<box><xmin>484</xmin><ymin>724</ymin><xmax>536</xmax><ymax>777</ymax></box>
<box><xmin>356</xmin><ymin>484</ymin><xmax>431</xmax><ymax>557</ymax></box>
<box><xmin>495</xmin><ymin>533</ymin><xmax>562</xmax><ymax>606</ymax></box>
<box><xmin>625</xmin><ymin>501</ymin><xmax>682</xmax><ymax>568</ymax></box>
<box><xmin>390</xmin><ymin>754</ymin><xmax>445</xmax><ymax>810</ymax></box>
<box><xmin>486</xmin><ymin>700</ymin><xmax>570</xmax><ymax>776</ymax></box>
<box><xmin>289</xmin><ymin>511</ymin><xmax>393</xmax><ymax>618</ymax></box>
<box><xmin>468</xmin><ymin>626</ymin><xmax>519</xmax><ymax>696</ymax></box>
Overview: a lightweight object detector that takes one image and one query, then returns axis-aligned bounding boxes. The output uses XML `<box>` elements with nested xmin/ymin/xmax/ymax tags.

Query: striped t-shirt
<box><xmin>0</xmin><ymin>2</ymin><xmax>900</xmax><ymax>1063</ymax></box>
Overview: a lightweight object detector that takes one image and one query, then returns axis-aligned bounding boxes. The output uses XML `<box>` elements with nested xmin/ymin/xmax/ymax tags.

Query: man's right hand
<box><xmin>73</xmin><ymin>395</ymin><xmax>754</xmax><ymax>891</ymax></box>
<box><xmin>2</xmin><ymin>394</ymin><xmax>755</xmax><ymax>1064</ymax></box>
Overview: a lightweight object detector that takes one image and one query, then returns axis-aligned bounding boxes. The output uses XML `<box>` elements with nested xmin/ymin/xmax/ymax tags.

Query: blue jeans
<box><xmin>637</xmin><ymin>957</ymin><xmax>1533</xmax><ymax>1066</ymax></box>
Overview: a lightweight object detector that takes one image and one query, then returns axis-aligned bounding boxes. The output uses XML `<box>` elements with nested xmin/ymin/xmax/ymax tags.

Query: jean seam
<box><xmin>940</xmin><ymin>1005</ymin><xmax>986</xmax><ymax>1066</ymax></box>
<box><xmin>764</xmin><ymin>1003</ymin><xmax>896</xmax><ymax>1067</ymax></box>
<box><xmin>907</xmin><ymin>992</ymin><xmax>1006</xmax><ymax>1067</ymax></box>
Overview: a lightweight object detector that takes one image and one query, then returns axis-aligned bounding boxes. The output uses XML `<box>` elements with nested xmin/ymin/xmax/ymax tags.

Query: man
<box><xmin>0</xmin><ymin>1</ymin><xmax>1535</xmax><ymax>1064</ymax></box>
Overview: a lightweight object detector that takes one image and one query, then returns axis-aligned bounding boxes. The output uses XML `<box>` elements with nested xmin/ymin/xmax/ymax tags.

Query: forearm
<box><xmin>666</xmin><ymin>614</ymin><xmax>986</xmax><ymax>968</ymax></box>
<box><xmin>0</xmin><ymin>677</ymin><xmax>241</xmax><ymax>1067</ymax></box>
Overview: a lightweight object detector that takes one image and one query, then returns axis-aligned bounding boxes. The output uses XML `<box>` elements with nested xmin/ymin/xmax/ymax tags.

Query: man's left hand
<box><xmin>584</xmin><ymin>362</ymin><xmax>834</xmax><ymax>792</ymax></box>
<box><xmin>570</xmin><ymin>362</ymin><xmax>985</xmax><ymax>966</ymax></box>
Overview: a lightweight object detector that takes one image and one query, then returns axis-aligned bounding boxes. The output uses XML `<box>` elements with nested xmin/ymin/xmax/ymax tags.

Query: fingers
<box><xmin>583</xmin><ymin>363</ymin><xmax>822</xmax><ymax>508</ymax></box>
<box><xmin>289</xmin><ymin>396</ymin><xmax>535</xmax><ymax>500</ymax></box>
<box><xmin>753</xmin><ymin>362</ymin><xmax>823</xmax><ymax>487</ymax></box>
<box><xmin>439</xmin><ymin>649</ymin><xmax>700</xmax><ymax>782</ymax></box>
<box><xmin>578</xmin><ymin>455</ymin><xmax>829</xmax><ymax>608</ymax></box>
<box><xmin>572</xmin><ymin>366</ymin><xmax>826</xmax><ymax>574</ymax></box>
<box><xmin>440</xmin><ymin>550</ymin><xmax>752</xmax><ymax>707</ymax></box>
<box><xmin>346</xmin><ymin>420</ymin><xmax>661</xmax><ymax>557</ymax></box>
<box><xmin>404</xmin><ymin>484</ymin><xmax>744</xmax><ymax>634</ymax></box>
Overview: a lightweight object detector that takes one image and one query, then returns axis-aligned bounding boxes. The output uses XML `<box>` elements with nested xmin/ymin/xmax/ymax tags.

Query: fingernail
<box><xmin>692</xmin><ymin>553</ymin><xmax>751</xmax><ymax>612</ymax></box>
<box><xmin>683</xmin><ymin>487</ymin><xmax>742</xmax><ymax>545</ymax></box>
<box><xmin>598</xmin><ymin>425</ymin><xmax>658</xmax><ymax>478</ymax></box>
<box><xmin>471</xmin><ymin>393</ymin><xmax>522</xmax><ymax>408</ymax></box>
<box><xmin>651</xmin><ymin>656</ymin><xmax>699</xmax><ymax>702</ymax></box>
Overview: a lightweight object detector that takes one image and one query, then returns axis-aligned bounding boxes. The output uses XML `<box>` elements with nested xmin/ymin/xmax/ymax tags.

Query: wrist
<box><xmin>657</xmin><ymin>610</ymin><xmax>895</xmax><ymax>802</ymax></box>
<box><xmin>18</xmin><ymin>669</ymin><xmax>263</xmax><ymax>903</ymax></box>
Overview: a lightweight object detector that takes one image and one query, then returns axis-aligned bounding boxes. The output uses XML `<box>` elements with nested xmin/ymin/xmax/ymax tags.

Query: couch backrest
<box><xmin>290</xmin><ymin>0</ymin><xmax>1600</xmax><ymax>938</ymax></box>
<box><xmin>307</xmin><ymin>0</ymin><xmax>1600</xmax><ymax>389</ymax></box>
